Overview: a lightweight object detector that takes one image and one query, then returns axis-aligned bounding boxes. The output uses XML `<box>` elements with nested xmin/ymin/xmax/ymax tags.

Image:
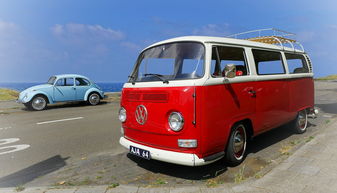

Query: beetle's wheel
<box><xmin>30</xmin><ymin>96</ymin><xmax>47</xmax><ymax>111</ymax></box>
<box><xmin>88</xmin><ymin>93</ymin><xmax>100</xmax><ymax>106</ymax></box>
<box><xmin>225</xmin><ymin>123</ymin><xmax>247</xmax><ymax>167</ymax></box>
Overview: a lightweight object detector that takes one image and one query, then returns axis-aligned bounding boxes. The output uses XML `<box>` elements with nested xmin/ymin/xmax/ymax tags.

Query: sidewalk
<box><xmin>235</xmin><ymin>117</ymin><xmax>337</xmax><ymax>193</ymax></box>
<box><xmin>2</xmin><ymin>118</ymin><xmax>337</xmax><ymax>193</ymax></box>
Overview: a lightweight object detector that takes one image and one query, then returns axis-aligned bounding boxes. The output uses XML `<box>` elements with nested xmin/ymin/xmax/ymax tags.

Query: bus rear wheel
<box><xmin>225</xmin><ymin>123</ymin><xmax>247</xmax><ymax>167</ymax></box>
<box><xmin>293</xmin><ymin>109</ymin><xmax>308</xmax><ymax>134</ymax></box>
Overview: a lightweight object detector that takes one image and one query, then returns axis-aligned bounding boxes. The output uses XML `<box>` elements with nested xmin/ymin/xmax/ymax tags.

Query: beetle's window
<box><xmin>253</xmin><ymin>49</ymin><xmax>285</xmax><ymax>75</ymax></box>
<box><xmin>76</xmin><ymin>78</ymin><xmax>90</xmax><ymax>86</ymax></box>
<box><xmin>55</xmin><ymin>78</ymin><xmax>74</xmax><ymax>86</ymax></box>
<box><xmin>211</xmin><ymin>46</ymin><xmax>248</xmax><ymax>77</ymax></box>
<box><xmin>65</xmin><ymin>78</ymin><xmax>74</xmax><ymax>86</ymax></box>
<box><xmin>47</xmin><ymin>76</ymin><xmax>56</xmax><ymax>84</ymax></box>
<box><xmin>285</xmin><ymin>53</ymin><xmax>309</xmax><ymax>74</ymax></box>
<box><xmin>55</xmin><ymin>79</ymin><xmax>64</xmax><ymax>86</ymax></box>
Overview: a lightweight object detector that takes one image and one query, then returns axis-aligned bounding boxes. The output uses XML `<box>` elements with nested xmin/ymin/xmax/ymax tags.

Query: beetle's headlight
<box><xmin>168</xmin><ymin>112</ymin><xmax>184</xmax><ymax>131</ymax></box>
<box><xmin>119</xmin><ymin>107</ymin><xmax>127</xmax><ymax>122</ymax></box>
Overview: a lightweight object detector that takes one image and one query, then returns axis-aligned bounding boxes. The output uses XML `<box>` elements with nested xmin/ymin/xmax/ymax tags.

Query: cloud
<box><xmin>297</xmin><ymin>31</ymin><xmax>316</xmax><ymax>43</ymax></box>
<box><xmin>120</xmin><ymin>41</ymin><xmax>142</xmax><ymax>51</ymax></box>
<box><xmin>0</xmin><ymin>20</ymin><xmax>61</xmax><ymax>82</ymax></box>
<box><xmin>192</xmin><ymin>23</ymin><xmax>231</xmax><ymax>36</ymax></box>
<box><xmin>328</xmin><ymin>24</ymin><xmax>337</xmax><ymax>30</ymax></box>
<box><xmin>51</xmin><ymin>23</ymin><xmax>125</xmax><ymax>45</ymax></box>
<box><xmin>0</xmin><ymin>20</ymin><xmax>18</xmax><ymax>33</ymax></box>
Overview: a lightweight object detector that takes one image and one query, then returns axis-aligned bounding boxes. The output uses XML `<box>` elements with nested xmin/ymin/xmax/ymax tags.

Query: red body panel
<box><xmin>121</xmin><ymin>77</ymin><xmax>314</xmax><ymax>159</ymax></box>
<box><xmin>197</xmin><ymin>82</ymin><xmax>255</xmax><ymax>157</ymax></box>
<box><xmin>121</xmin><ymin>87</ymin><xmax>201</xmax><ymax>155</ymax></box>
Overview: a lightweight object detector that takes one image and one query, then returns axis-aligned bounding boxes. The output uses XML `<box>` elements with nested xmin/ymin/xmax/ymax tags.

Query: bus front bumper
<box><xmin>119</xmin><ymin>137</ymin><xmax>224</xmax><ymax>166</ymax></box>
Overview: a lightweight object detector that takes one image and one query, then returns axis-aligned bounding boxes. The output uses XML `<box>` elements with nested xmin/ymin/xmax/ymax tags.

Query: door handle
<box><xmin>72</xmin><ymin>87</ymin><xmax>76</xmax><ymax>90</ymax></box>
<box><xmin>248</xmin><ymin>90</ymin><xmax>256</xmax><ymax>97</ymax></box>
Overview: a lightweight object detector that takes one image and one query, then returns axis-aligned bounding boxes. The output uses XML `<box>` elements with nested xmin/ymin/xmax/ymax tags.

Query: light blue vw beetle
<box><xmin>17</xmin><ymin>74</ymin><xmax>105</xmax><ymax>111</ymax></box>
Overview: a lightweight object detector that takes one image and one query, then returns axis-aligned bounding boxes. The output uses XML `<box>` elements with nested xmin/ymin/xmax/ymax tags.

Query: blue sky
<box><xmin>0</xmin><ymin>0</ymin><xmax>336</xmax><ymax>82</ymax></box>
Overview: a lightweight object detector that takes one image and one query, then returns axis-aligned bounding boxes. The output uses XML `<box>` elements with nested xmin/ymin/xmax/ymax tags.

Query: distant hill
<box><xmin>0</xmin><ymin>88</ymin><xmax>19</xmax><ymax>101</ymax></box>
<box><xmin>316</xmin><ymin>75</ymin><xmax>337</xmax><ymax>80</ymax></box>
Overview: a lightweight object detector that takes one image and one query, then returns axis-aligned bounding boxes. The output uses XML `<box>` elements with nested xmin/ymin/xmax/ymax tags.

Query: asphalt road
<box><xmin>0</xmin><ymin>81</ymin><xmax>337</xmax><ymax>188</ymax></box>
<box><xmin>0</xmin><ymin>100</ymin><xmax>123</xmax><ymax>182</ymax></box>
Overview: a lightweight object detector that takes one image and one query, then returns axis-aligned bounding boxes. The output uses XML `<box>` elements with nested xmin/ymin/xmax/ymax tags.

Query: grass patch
<box><xmin>0</xmin><ymin>88</ymin><xmax>19</xmax><ymax>101</ymax></box>
<box><xmin>205</xmin><ymin>179</ymin><xmax>221</xmax><ymax>187</ymax></box>
<box><xmin>305</xmin><ymin>136</ymin><xmax>314</xmax><ymax>143</ymax></box>
<box><xmin>234</xmin><ymin>165</ymin><xmax>246</xmax><ymax>183</ymax></box>
<box><xmin>108</xmin><ymin>183</ymin><xmax>119</xmax><ymax>189</ymax></box>
<box><xmin>153</xmin><ymin>178</ymin><xmax>168</xmax><ymax>185</ymax></box>
<box><xmin>15</xmin><ymin>185</ymin><xmax>25</xmax><ymax>192</ymax></box>
<box><xmin>326</xmin><ymin>119</ymin><xmax>331</xmax><ymax>124</ymax></box>
<box><xmin>254</xmin><ymin>172</ymin><xmax>263</xmax><ymax>179</ymax></box>
<box><xmin>289</xmin><ymin>139</ymin><xmax>301</xmax><ymax>146</ymax></box>
<box><xmin>280</xmin><ymin>145</ymin><xmax>292</xmax><ymax>155</ymax></box>
<box><xmin>315</xmin><ymin>74</ymin><xmax>337</xmax><ymax>80</ymax></box>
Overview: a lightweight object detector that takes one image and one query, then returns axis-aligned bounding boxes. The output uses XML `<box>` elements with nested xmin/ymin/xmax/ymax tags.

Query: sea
<box><xmin>0</xmin><ymin>82</ymin><xmax>124</xmax><ymax>92</ymax></box>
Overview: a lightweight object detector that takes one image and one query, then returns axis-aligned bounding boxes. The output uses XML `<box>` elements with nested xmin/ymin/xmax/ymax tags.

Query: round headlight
<box><xmin>168</xmin><ymin>112</ymin><xmax>184</xmax><ymax>131</ymax></box>
<box><xmin>119</xmin><ymin>107</ymin><xmax>127</xmax><ymax>122</ymax></box>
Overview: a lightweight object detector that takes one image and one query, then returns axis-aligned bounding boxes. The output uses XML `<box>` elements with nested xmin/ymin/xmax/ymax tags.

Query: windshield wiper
<box><xmin>144</xmin><ymin>73</ymin><xmax>169</xmax><ymax>84</ymax></box>
<box><xmin>128</xmin><ymin>75</ymin><xmax>136</xmax><ymax>85</ymax></box>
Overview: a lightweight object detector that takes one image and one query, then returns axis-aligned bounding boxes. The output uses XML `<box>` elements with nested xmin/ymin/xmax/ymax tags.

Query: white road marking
<box><xmin>0</xmin><ymin>138</ymin><xmax>20</xmax><ymax>146</ymax></box>
<box><xmin>36</xmin><ymin>117</ymin><xmax>84</xmax><ymax>125</ymax></box>
<box><xmin>0</xmin><ymin>126</ymin><xmax>11</xmax><ymax>131</ymax></box>
<box><xmin>0</xmin><ymin>145</ymin><xmax>30</xmax><ymax>155</ymax></box>
<box><xmin>0</xmin><ymin>138</ymin><xmax>30</xmax><ymax>155</ymax></box>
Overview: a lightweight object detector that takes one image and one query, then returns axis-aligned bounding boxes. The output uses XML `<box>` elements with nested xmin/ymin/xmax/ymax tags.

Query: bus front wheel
<box><xmin>225</xmin><ymin>123</ymin><xmax>247</xmax><ymax>167</ymax></box>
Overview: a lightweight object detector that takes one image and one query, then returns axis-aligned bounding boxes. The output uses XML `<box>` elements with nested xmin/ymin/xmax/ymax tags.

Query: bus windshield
<box><xmin>129</xmin><ymin>42</ymin><xmax>205</xmax><ymax>83</ymax></box>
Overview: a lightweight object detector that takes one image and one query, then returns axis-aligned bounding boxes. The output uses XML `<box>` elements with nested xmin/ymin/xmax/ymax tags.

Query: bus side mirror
<box><xmin>224</xmin><ymin>64</ymin><xmax>236</xmax><ymax>78</ymax></box>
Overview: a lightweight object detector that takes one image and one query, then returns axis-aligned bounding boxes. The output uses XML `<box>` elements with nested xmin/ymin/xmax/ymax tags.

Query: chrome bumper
<box><xmin>119</xmin><ymin>137</ymin><xmax>223</xmax><ymax>166</ymax></box>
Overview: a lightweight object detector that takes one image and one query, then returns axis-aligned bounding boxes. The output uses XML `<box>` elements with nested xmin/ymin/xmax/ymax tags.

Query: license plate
<box><xmin>129</xmin><ymin>146</ymin><xmax>151</xmax><ymax>160</ymax></box>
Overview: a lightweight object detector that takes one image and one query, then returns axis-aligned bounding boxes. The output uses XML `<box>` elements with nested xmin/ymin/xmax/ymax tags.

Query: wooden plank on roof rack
<box><xmin>247</xmin><ymin>36</ymin><xmax>296</xmax><ymax>45</ymax></box>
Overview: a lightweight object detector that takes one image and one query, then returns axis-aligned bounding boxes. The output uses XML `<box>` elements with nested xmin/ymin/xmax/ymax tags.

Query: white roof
<box><xmin>145</xmin><ymin>36</ymin><xmax>304</xmax><ymax>53</ymax></box>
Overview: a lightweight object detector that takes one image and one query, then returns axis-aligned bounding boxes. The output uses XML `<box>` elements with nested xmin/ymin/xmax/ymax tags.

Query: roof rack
<box><xmin>226</xmin><ymin>28</ymin><xmax>304</xmax><ymax>52</ymax></box>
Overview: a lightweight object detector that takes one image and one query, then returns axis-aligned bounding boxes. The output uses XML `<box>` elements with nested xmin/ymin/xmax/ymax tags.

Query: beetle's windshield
<box><xmin>129</xmin><ymin>42</ymin><xmax>204</xmax><ymax>83</ymax></box>
<box><xmin>47</xmin><ymin>76</ymin><xmax>56</xmax><ymax>84</ymax></box>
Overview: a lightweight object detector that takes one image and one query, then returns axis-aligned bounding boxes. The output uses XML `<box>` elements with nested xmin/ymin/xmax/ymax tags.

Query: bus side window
<box><xmin>253</xmin><ymin>49</ymin><xmax>285</xmax><ymax>75</ymax></box>
<box><xmin>285</xmin><ymin>53</ymin><xmax>309</xmax><ymax>74</ymax></box>
<box><xmin>211</xmin><ymin>46</ymin><xmax>248</xmax><ymax>77</ymax></box>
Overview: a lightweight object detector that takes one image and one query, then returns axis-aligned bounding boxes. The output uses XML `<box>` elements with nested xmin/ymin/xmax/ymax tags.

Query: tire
<box><xmin>28</xmin><ymin>95</ymin><xmax>47</xmax><ymax>111</ymax></box>
<box><xmin>225</xmin><ymin>123</ymin><xmax>247</xmax><ymax>167</ymax></box>
<box><xmin>293</xmin><ymin>109</ymin><xmax>308</xmax><ymax>134</ymax></box>
<box><xmin>87</xmin><ymin>93</ymin><xmax>100</xmax><ymax>106</ymax></box>
<box><xmin>23</xmin><ymin>103</ymin><xmax>32</xmax><ymax>110</ymax></box>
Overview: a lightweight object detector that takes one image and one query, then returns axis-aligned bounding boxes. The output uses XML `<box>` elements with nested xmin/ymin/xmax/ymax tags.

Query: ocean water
<box><xmin>0</xmin><ymin>82</ymin><xmax>124</xmax><ymax>92</ymax></box>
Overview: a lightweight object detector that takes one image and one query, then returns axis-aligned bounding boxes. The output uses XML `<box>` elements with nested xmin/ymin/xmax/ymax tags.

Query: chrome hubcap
<box><xmin>32</xmin><ymin>97</ymin><xmax>46</xmax><ymax>110</ymax></box>
<box><xmin>233</xmin><ymin>126</ymin><xmax>246</xmax><ymax>160</ymax></box>
<box><xmin>298</xmin><ymin>111</ymin><xmax>307</xmax><ymax>130</ymax></box>
<box><xmin>89</xmin><ymin>94</ymin><xmax>100</xmax><ymax>105</ymax></box>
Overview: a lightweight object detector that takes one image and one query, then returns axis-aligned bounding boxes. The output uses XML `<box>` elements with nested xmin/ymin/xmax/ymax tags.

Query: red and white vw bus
<box><xmin>119</xmin><ymin>29</ymin><xmax>315</xmax><ymax>166</ymax></box>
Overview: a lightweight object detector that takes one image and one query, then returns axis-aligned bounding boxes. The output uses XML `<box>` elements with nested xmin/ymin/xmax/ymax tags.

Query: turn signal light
<box><xmin>178</xmin><ymin>139</ymin><xmax>197</xmax><ymax>148</ymax></box>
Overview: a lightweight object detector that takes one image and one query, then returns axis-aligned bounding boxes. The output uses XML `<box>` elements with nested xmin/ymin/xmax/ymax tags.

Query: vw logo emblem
<box><xmin>135</xmin><ymin>105</ymin><xmax>147</xmax><ymax>125</ymax></box>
